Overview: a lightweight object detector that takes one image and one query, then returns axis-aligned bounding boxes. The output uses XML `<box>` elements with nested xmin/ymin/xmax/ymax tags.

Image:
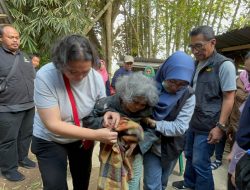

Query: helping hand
<box><xmin>141</xmin><ymin>117</ymin><xmax>156</xmax><ymax>128</ymax></box>
<box><xmin>96</xmin><ymin>128</ymin><xmax>118</xmax><ymax>144</ymax></box>
<box><xmin>103</xmin><ymin>111</ymin><xmax>120</xmax><ymax>129</ymax></box>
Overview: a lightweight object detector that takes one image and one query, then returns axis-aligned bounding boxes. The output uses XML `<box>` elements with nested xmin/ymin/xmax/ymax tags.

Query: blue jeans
<box><xmin>143</xmin><ymin>151</ymin><xmax>178</xmax><ymax>190</ymax></box>
<box><xmin>183</xmin><ymin>129</ymin><xmax>214</xmax><ymax>190</ymax></box>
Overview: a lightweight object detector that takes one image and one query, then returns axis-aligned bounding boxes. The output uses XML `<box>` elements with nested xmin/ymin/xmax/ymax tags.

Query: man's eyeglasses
<box><xmin>188</xmin><ymin>41</ymin><xmax>211</xmax><ymax>51</ymax></box>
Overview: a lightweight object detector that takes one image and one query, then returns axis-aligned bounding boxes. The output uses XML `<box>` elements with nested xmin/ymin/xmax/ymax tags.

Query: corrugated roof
<box><xmin>216</xmin><ymin>26</ymin><xmax>250</xmax><ymax>50</ymax></box>
<box><xmin>0</xmin><ymin>1</ymin><xmax>12</xmax><ymax>25</ymax></box>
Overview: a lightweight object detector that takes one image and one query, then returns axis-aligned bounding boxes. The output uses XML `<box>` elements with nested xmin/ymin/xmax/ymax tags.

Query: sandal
<box><xmin>211</xmin><ymin>160</ymin><xmax>222</xmax><ymax>170</ymax></box>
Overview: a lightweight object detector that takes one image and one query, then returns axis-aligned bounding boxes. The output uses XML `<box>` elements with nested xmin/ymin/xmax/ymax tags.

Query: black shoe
<box><xmin>172</xmin><ymin>180</ymin><xmax>190</xmax><ymax>189</ymax></box>
<box><xmin>2</xmin><ymin>170</ymin><xmax>25</xmax><ymax>182</ymax></box>
<box><xmin>19</xmin><ymin>158</ymin><xmax>36</xmax><ymax>169</ymax></box>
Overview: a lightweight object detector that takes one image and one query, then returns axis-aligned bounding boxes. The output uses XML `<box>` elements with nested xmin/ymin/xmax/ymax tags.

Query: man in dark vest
<box><xmin>173</xmin><ymin>26</ymin><xmax>236</xmax><ymax>190</ymax></box>
<box><xmin>0</xmin><ymin>25</ymin><xmax>36</xmax><ymax>181</ymax></box>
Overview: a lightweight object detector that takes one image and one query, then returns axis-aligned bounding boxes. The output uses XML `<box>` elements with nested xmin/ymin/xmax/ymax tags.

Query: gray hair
<box><xmin>189</xmin><ymin>25</ymin><xmax>215</xmax><ymax>40</ymax></box>
<box><xmin>115</xmin><ymin>72</ymin><xmax>159</xmax><ymax>106</ymax></box>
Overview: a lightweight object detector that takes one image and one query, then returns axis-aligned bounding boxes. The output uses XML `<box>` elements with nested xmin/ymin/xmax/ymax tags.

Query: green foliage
<box><xmin>6</xmin><ymin>0</ymin><xmax>249</xmax><ymax>63</ymax></box>
<box><xmin>6</xmin><ymin>0</ymin><xmax>92</xmax><ymax>64</ymax></box>
<box><xmin>114</xmin><ymin>0</ymin><xmax>249</xmax><ymax>59</ymax></box>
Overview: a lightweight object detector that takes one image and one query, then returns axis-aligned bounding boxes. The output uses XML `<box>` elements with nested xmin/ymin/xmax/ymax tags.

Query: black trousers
<box><xmin>0</xmin><ymin>107</ymin><xmax>34</xmax><ymax>173</ymax></box>
<box><xmin>31</xmin><ymin>136</ymin><xmax>94</xmax><ymax>190</ymax></box>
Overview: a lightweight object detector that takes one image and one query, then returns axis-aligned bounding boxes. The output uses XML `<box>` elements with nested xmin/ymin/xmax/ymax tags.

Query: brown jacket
<box><xmin>227</xmin><ymin>77</ymin><xmax>249</xmax><ymax>131</ymax></box>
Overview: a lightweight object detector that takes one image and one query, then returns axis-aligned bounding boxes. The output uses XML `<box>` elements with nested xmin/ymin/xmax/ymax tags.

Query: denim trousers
<box><xmin>143</xmin><ymin>150</ymin><xmax>178</xmax><ymax>190</ymax></box>
<box><xmin>211</xmin><ymin>133</ymin><xmax>227</xmax><ymax>161</ymax></box>
<box><xmin>183</xmin><ymin>128</ymin><xmax>215</xmax><ymax>190</ymax></box>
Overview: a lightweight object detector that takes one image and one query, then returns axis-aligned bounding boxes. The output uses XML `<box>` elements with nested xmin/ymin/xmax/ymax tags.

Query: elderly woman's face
<box><xmin>125</xmin><ymin>97</ymin><xmax>147</xmax><ymax>113</ymax></box>
<box><xmin>63</xmin><ymin>60</ymin><xmax>92</xmax><ymax>82</ymax></box>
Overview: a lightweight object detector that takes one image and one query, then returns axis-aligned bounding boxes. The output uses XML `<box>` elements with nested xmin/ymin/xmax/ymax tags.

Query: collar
<box><xmin>1</xmin><ymin>45</ymin><xmax>21</xmax><ymax>55</ymax></box>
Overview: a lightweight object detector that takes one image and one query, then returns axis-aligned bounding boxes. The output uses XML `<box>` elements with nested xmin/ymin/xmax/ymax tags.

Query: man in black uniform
<box><xmin>0</xmin><ymin>25</ymin><xmax>36</xmax><ymax>181</ymax></box>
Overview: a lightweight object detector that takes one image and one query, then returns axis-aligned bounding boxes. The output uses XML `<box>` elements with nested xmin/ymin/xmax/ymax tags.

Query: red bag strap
<box><xmin>62</xmin><ymin>74</ymin><xmax>93</xmax><ymax>150</ymax></box>
<box><xmin>63</xmin><ymin>74</ymin><xmax>80</xmax><ymax>126</ymax></box>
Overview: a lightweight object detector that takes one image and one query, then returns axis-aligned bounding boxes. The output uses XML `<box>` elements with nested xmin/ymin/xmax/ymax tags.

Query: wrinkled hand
<box><xmin>207</xmin><ymin>127</ymin><xmax>224</xmax><ymax>144</ymax></box>
<box><xmin>103</xmin><ymin>111</ymin><xmax>120</xmax><ymax>129</ymax></box>
<box><xmin>141</xmin><ymin>117</ymin><xmax>156</xmax><ymax>128</ymax></box>
<box><xmin>96</xmin><ymin>128</ymin><xmax>118</xmax><ymax>144</ymax></box>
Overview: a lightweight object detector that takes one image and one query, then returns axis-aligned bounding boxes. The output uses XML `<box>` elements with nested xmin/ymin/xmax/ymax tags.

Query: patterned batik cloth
<box><xmin>97</xmin><ymin>117</ymin><xmax>144</xmax><ymax>190</ymax></box>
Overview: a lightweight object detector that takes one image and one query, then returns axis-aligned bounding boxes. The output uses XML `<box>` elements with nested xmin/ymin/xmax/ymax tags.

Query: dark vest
<box><xmin>161</xmin><ymin>86</ymin><xmax>194</xmax><ymax>162</ymax></box>
<box><xmin>0</xmin><ymin>49</ymin><xmax>35</xmax><ymax>106</ymax></box>
<box><xmin>190</xmin><ymin>52</ymin><xmax>232</xmax><ymax>133</ymax></box>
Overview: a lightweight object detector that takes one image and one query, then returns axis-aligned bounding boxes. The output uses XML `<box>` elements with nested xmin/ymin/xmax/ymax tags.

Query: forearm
<box><xmin>156</xmin><ymin>119</ymin><xmax>188</xmax><ymax>136</ymax></box>
<box><xmin>155</xmin><ymin>95</ymin><xmax>195</xmax><ymax>137</ymax></box>
<box><xmin>219</xmin><ymin>91</ymin><xmax>235</xmax><ymax>125</ymax></box>
<box><xmin>46</xmin><ymin>120</ymin><xmax>100</xmax><ymax>140</ymax></box>
<box><xmin>37</xmin><ymin>107</ymin><xmax>100</xmax><ymax>140</ymax></box>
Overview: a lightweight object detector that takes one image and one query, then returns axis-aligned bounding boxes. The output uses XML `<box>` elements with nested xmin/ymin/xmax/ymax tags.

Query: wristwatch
<box><xmin>216</xmin><ymin>122</ymin><xmax>227</xmax><ymax>132</ymax></box>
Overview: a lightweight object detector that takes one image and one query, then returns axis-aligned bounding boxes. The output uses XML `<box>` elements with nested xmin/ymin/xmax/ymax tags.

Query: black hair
<box><xmin>245</xmin><ymin>51</ymin><xmax>250</xmax><ymax>60</ymax></box>
<box><xmin>52</xmin><ymin>34</ymin><xmax>98</xmax><ymax>71</ymax></box>
<box><xmin>30</xmin><ymin>53</ymin><xmax>40</xmax><ymax>59</ymax></box>
<box><xmin>189</xmin><ymin>25</ymin><xmax>215</xmax><ymax>41</ymax></box>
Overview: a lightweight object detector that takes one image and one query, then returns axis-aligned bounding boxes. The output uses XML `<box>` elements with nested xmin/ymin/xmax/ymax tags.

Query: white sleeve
<box><xmin>34</xmin><ymin>75</ymin><xmax>58</xmax><ymax>108</ymax></box>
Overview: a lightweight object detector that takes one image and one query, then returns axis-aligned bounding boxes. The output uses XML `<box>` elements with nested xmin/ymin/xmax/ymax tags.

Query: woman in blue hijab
<box><xmin>143</xmin><ymin>51</ymin><xmax>196</xmax><ymax>190</ymax></box>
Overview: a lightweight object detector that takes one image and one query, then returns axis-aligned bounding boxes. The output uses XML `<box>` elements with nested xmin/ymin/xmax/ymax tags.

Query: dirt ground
<box><xmin>0</xmin><ymin>153</ymin><xmax>42</xmax><ymax>190</ymax></box>
<box><xmin>0</xmin><ymin>143</ymin><xmax>229</xmax><ymax>190</ymax></box>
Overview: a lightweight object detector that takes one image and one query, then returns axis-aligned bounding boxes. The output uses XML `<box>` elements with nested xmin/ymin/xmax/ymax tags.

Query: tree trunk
<box><xmin>229</xmin><ymin>0</ymin><xmax>241</xmax><ymax>30</ymax></box>
<box><xmin>216</xmin><ymin>2</ymin><xmax>225</xmax><ymax>34</ymax></box>
<box><xmin>152</xmin><ymin>0</ymin><xmax>159</xmax><ymax>58</ymax></box>
<box><xmin>211</xmin><ymin>0</ymin><xmax>221</xmax><ymax>28</ymax></box>
<box><xmin>84</xmin><ymin>0</ymin><xmax>114</xmax><ymax>35</ymax></box>
<box><xmin>105</xmin><ymin>0</ymin><xmax>113</xmax><ymax>73</ymax></box>
<box><xmin>147</xmin><ymin>0</ymin><xmax>152</xmax><ymax>58</ymax></box>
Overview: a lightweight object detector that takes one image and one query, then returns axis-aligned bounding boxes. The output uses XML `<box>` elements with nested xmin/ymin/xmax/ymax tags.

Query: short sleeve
<box><xmin>219</xmin><ymin>61</ymin><xmax>237</xmax><ymax>92</ymax></box>
<box><xmin>34</xmin><ymin>76</ymin><xmax>58</xmax><ymax>108</ymax></box>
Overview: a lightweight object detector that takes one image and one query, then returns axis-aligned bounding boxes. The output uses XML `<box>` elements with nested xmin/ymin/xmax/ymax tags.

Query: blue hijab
<box><xmin>153</xmin><ymin>51</ymin><xmax>195</xmax><ymax>121</ymax></box>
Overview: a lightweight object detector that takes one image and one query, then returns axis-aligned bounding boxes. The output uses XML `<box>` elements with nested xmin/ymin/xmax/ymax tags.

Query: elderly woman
<box><xmin>83</xmin><ymin>72</ymin><xmax>159</xmax><ymax>189</ymax></box>
<box><xmin>31</xmin><ymin>35</ymin><xmax>119</xmax><ymax>190</ymax></box>
<box><xmin>142</xmin><ymin>51</ymin><xmax>196</xmax><ymax>190</ymax></box>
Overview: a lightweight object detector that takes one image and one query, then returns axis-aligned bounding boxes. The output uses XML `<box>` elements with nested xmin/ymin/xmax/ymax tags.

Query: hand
<box><xmin>207</xmin><ymin>127</ymin><xmax>224</xmax><ymax>144</ymax></box>
<box><xmin>231</xmin><ymin>171</ymin><xmax>236</xmax><ymax>187</ymax></box>
<box><xmin>96</xmin><ymin>128</ymin><xmax>118</xmax><ymax>144</ymax></box>
<box><xmin>103</xmin><ymin>111</ymin><xmax>120</xmax><ymax>129</ymax></box>
<box><xmin>226</xmin><ymin>126</ymin><xmax>235</xmax><ymax>142</ymax></box>
<box><xmin>141</xmin><ymin>117</ymin><xmax>156</xmax><ymax>128</ymax></box>
<box><xmin>226</xmin><ymin>150</ymin><xmax>233</xmax><ymax>163</ymax></box>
